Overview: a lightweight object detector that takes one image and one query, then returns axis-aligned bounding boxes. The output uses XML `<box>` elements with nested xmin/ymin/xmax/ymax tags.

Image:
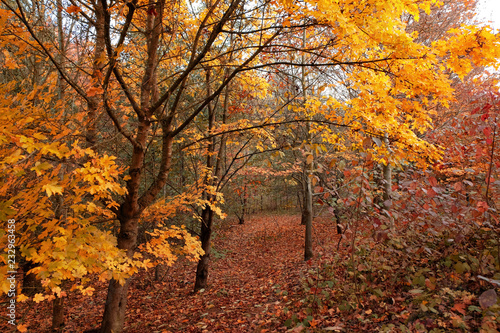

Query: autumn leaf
<box><xmin>66</xmin><ymin>5</ymin><xmax>81</xmax><ymax>14</ymax></box>
<box><xmin>42</xmin><ymin>182</ymin><xmax>63</xmax><ymax>197</ymax></box>
<box><xmin>87</xmin><ymin>86</ymin><xmax>103</xmax><ymax>97</ymax></box>
<box><xmin>33</xmin><ymin>293</ymin><xmax>45</xmax><ymax>303</ymax></box>
<box><xmin>17</xmin><ymin>324</ymin><xmax>28</xmax><ymax>332</ymax></box>
<box><xmin>476</xmin><ymin>201</ymin><xmax>489</xmax><ymax>213</ymax></box>
<box><xmin>451</xmin><ymin>302</ymin><xmax>466</xmax><ymax>315</ymax></box>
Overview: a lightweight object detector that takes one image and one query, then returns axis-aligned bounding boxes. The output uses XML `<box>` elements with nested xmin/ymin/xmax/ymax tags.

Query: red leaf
<box><xmin>483</xmin><ymin>103</ymin><xmax>493</xmax><ymax>112</ymax></box>
<box><xmin>482</xmin><ymin>113</ymin><xmax>490</xmax><ymax>121</ymax></box>
<box><xmin>483</xmin><ymin>127</ymin><xmax>492</xmax><ymax>137</ymax></box>
<box><xmin>428</xmin><ymin>176</ymin><xmax>438</xmax><ymax>187</ymax></box>
<box><xmin>477</xmin><ymin>201</ymin><xmax>489</xmax><ymax>213</ymax></box>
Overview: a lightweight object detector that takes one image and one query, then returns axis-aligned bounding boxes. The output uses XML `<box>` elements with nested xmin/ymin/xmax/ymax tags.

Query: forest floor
<box><xmin>10</xmin><ymin>212</ymin><xmax>498</xmax><ymax>332</ymax></box>
<box><xmin>12</xmin><ymin>213</ymin><xmax>344</xmax><ymax>332</ymax></box>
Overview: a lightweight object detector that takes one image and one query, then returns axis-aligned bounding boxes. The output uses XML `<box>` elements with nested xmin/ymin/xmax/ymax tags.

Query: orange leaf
<box><xmin>87</xmin><ymin>86</ymin><xmax>103</xmax><ymax>97</ymax></box>
<box><xmin>66</xmin><ymin>5</ymin><xmax>82</xmax><ymax>14</ymax></box>
<box><xmin>451</xmin><ymin>302</ymin><xmax>466</xmax><ymax>315</ymax></box>
<box><xmin>17</xmin><ymin>324</ymin><xmax>28</xmax><ymax>332</ymax></box>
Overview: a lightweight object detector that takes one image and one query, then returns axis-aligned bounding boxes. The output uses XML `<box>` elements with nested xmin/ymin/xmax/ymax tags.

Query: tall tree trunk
<box><xmin>52</xmin><ymin>3</ymin><xmax>67</xmax><ymax>328</ymax></box>
<box><xmin>194</xmin><ymin>69</ymin><xmax>217</xmax><ymax>291</ymax></box>
<box><xmin>300</xmin><ymin>184</ymin><xmax>307</xmax><ymax>225</ymax></box>
<box><xmin>101</xmin><ymin>0</ymin><xmax>163</xmax><ymax>329</ymax></box>
<box><xmin>301</xmin><ymin>26</ymin><xmax>313</xmax><ymax>261</ymax></box>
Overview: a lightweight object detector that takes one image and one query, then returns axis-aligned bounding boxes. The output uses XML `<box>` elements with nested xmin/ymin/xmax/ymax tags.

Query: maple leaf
<box><xmin>451</xmin><ymin>302</ymin><xmax>466</xmax><ymax>315</ymax></box>
<box><xmin>66</xmin><ymin>5</ymin><xmax>81</xmax><ymax>14</ymax></box>
<box><xmin>17</xmin><ymin>324</ymin><xmax>28</xmax><ymax>332</ymax></box>
<box><xmin>42</xmin><ymin>182</ymin><xmax>63</xmax><ymax>197</ymax></box>
<box><xmin>33</xmin><ymin>293</ymin><xmax>45</xmax><ymax>303</ymax></box>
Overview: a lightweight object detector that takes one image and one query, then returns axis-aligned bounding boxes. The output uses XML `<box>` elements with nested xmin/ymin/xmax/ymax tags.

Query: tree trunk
<box><xmin>194</xmin><ymin>207</ymin><xmax>214</xmax><ymax>291</ymax></box>
<box><xmin>300</xmin><ymin>185</ymin><xmax>307</xmax><ymax>225</ymax></box>
<box><xmin>382</xmin><ymin>163</ymin><xmax>392</xmax><ymax>202</ymax></box>
<box><xmin>301</xmin><ymin>24</ymin><xmax>313</xmax><ymax>261</ymax></box>
<box><xmin>52</xmin><ymin>2</ymin><xmax>68</xmax><ymax>329</ymax></box>
<box><xmin>51</xmin><ymin>296</ymin><xmax>64</xmax><ymax>332</ymax></box>
<box><xmin>304</xmin><ymin>174</ymin><xmax>314</xmax><ymax>261</ymax></box>
<box><xmin>194</xmin><ymin>69</ymin><xmax>217</xmax><ymax>291</ymax></box>
<box><xmin>101</xmin><ymin>215</ymin><xmax>139</xmax><ymax>333</ymax></box>
<box><xmin>382</xmin><ymin>133</ymin><xmax>392</xmax><ymax>203</ymax></box>
<box><xmin>101</xmin><ymin>278</ymin><xmax>131</xmax><ymax>333</ymax></box>
<box><xmin>382</xmin><ymin>133</ymin><xmax>394</xmax><ymax>228</ymax></box>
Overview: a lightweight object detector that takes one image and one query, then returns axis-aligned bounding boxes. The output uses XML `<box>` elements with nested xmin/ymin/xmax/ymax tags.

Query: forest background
<box><xmin>1</xmin><ymin>0</ymin><xmax>500</xmax><ymax>332</ymax></box>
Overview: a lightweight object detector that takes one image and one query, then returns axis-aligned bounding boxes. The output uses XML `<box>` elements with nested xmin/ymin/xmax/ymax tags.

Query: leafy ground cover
<box><xmin>6</xmin><ymin>213</ymin><xmax>500</xmax><ymax>332</ymax></box>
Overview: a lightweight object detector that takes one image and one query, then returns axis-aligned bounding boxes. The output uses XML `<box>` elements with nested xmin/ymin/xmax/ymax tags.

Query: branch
<box><xmin>151</xmin><ymin>0</ymin><xmax>243</xmax><ymax>113</ymax></box>
<box><xmin>101</xmin><ymin>0</ymin><xmax>142</xmax><ymax>117</ymax></box>
<box><xmin>5</xmin><ymin>0</ymin><xmax>90</xmax><ymax>103</ymax></box>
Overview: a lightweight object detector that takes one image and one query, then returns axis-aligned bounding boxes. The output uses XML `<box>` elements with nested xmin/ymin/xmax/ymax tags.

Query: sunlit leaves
<box><xmin>140</xmin><ymin>225</ymin><xmax>204</xmax><ymax>266</ymax></box>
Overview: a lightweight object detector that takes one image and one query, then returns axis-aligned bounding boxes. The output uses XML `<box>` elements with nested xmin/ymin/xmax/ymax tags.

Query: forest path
<box><xmin>17</xmin><ymin>213</ymin><xmax>340</xmax><ymax>332</ymax></box>
<box><xmin>123</xmin><ymin>213</ymin><xmax>340</xmax><ymax>332</ymax></box>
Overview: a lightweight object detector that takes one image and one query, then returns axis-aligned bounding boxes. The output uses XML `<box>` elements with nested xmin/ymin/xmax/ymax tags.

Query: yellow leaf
<box><xmin>31</xmin><ymin>162</ymin><xmax>52</xmax><ymax>176</ymax></box>
<box><xmin>33</xmin><ymin>293</ymin><xmax>45</xmax><ymax>303</ymax></box>
<box><xmin>43</xmin><ymin>182</ymin><xmax>63</xmax><ymax>197</ymax></box>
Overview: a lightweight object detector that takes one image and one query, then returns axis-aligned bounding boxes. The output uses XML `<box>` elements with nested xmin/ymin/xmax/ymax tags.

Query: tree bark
<box><xmin>51</xmin><ymin>296</ymin><xmax>64</xmax><ymax>332</ymax></box>
<box><xmin>382</xmin><ymin>133</ymin><xmax>392</xmax><ymax>203</ymax></box>
<box><xmin>304</xmin><ymin>174</ymin><xmax>314</xmax><ymax>261</ymax></box>
<box><xmin>194</xmin><ymin>69</ymin><xmax>217</xmax><ymax>291</ymax></box>
<box><xmin>194</xmin><ymin>207</ymin><xmax>214</xmax><ymax>291</ymax></box>
<box><xmin>101</xmin><ymin>215</ymin><xmax>139</xmax><ymax>333</ymax></box>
